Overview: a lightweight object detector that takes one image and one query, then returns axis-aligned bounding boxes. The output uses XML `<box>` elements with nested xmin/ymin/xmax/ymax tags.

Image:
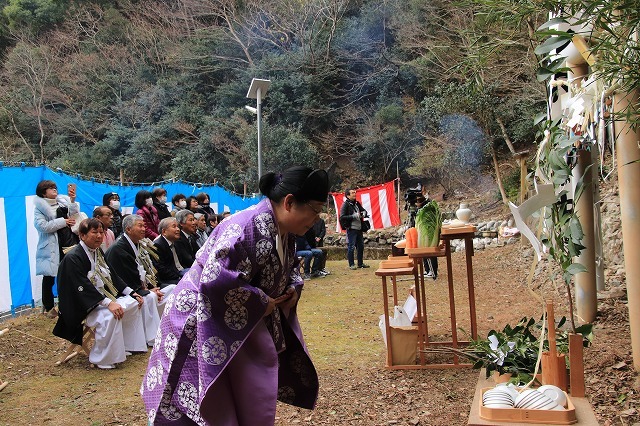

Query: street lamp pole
<box><xmin>257</xmin><ymin>86</ymin><xmax>263</xmax><ymax>179</ymax></box>
<box><xmin>246</xmin><ymin>78</ymin><xmax>271</xmax><ymax>181</ymax></box>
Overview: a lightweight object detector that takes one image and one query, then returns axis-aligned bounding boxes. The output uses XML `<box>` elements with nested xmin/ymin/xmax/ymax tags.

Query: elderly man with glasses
<box><xmin>93</xmin><ymin>206</ymin><xmax>116</xmax><ymax>250</ymax></box>
<box><xmin>152</xmin><ymin>217</ymin><xmax>189</xmax><ymax>287</ymax></box>
<box><xmin>174</xmin><ymin>209</ymin><xmax>199</xmax><ymax>268</ymax></box>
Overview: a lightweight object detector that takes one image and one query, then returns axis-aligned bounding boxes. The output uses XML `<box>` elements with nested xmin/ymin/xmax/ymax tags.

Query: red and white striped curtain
<box><xmin>330</xmin><ymin>180</ymin><xmax>401</xmax><ymax>232</ymax></box>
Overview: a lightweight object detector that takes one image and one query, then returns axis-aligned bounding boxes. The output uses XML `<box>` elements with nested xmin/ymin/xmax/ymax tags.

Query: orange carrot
<box><xmin>410</xmin><ymin>228</ymin><xmax>418</xmax><ymax>248</ymax></box>
<box><xmin>405</xmin><ymin>227</ymin><xmax>418</xmax><ymax>249</ymax></box>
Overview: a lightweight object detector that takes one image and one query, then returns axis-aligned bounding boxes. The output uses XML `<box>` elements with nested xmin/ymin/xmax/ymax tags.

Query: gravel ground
<box><xmin>0</xmin><ymin>244</ymin><xmax>637</xmax><ymax>425</ymax></box>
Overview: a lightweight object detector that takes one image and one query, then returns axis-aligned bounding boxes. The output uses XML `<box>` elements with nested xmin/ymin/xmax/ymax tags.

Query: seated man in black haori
<box><xmin>53</xmin><ymin>218</ymin><xmax>147</xmax><ymax>369</ymax></box>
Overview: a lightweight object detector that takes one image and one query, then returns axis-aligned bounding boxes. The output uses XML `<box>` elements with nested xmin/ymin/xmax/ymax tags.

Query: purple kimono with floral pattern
<box><xmin>142</xmin><ymin>199</ymin><xmax>318</xmax><ymax>425</ymax></box>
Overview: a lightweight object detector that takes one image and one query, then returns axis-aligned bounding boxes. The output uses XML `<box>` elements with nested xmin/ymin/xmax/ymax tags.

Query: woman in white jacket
<box><xmin>33</xmin><ymin>180</ymin><xmax>80</xmax><ymax>317</ymax></box>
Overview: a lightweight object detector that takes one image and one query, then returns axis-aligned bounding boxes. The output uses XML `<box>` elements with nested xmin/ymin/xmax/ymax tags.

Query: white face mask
<box><xmin>145</xmin><ymin>198</ymin><xmax>153</xmax><ymax>207</ymax></box>
<box><xmin>110</xmin><ymin>200</ymin><xmax>121</xmax><ymax>210</ymax></box>
<box><xmin>158</xmin><ymin>196</ymin><xmax>167</xmax><ymax>204</ymax></box>
<box><xmin>178</xmin><ymin>200</ymin><xmax>187</xmax><ymax>209</ymax></box>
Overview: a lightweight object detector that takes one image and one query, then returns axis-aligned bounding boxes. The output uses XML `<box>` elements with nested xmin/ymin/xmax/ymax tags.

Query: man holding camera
<box><xmin>405</xmin><ymin>185</ymin><xmax>438</xmax><ymax>279</ymax></box>
<box><xmin>339</xmin><ymin>188</ymin><xmax>370</xmax><ymax>270</ymax></box>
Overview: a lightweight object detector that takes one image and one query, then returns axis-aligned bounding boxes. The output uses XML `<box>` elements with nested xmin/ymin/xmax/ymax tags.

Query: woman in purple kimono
<box><xmin>142</xmin><ymin>166</ymin><xmax>328</xmax><ymax>425</ymax></box>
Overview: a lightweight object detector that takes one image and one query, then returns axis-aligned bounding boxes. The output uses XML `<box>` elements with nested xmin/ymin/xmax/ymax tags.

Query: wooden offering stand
<box><xmin>376</xmin><ymin>223</ymin><xmax>478</xmax><ymax>369</ymax></box>
<box><xmin>568</xmin><ymin>333</ymin><xmax>586</xmax><ymax>397</ymax></box>
<box><xmin>543</xmin><ymin>300</ymin><xmax>586</xmax><ymax>397</ymax></box>
<box><xmin>375</xmin><ymin>262</ymin><xmax>420</xmax><ymax>368</ymax></box>
<box><xmin>542</xmin><ymin>302</ymin><xmax>568</xmax><ymax>391</ymax></box>
<box><xmin>440</xmin><ymin>223</ymin><xmax>479</xmax><ymax>341</ymax></box>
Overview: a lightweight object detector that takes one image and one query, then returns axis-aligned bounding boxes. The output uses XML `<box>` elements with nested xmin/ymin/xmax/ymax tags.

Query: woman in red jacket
<box><xmin>134</xmin><ymin>189</ymin><xmax>160</xmax><ymax>239</ymax></box>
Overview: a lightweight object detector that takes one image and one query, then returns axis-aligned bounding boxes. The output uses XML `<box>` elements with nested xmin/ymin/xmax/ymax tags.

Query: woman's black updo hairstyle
<box><xmin>259</xmin><ymin>166</ymin><xmax>329</xmax><ymax>203</ymax></box>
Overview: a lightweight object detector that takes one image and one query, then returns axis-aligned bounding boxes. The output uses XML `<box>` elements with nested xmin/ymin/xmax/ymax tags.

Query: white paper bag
<box><xmin>403</xmin><ymin>295</ymin><xmax>417</xmax><ymax>323</ymax></box>
<box><xmin>378</xmin><ymin>303</ymin><xmax>412</xmax><ymax>344</ymax></box>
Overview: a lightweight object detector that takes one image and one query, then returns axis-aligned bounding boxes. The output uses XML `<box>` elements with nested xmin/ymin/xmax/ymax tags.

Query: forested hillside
<box><xmin>0</xmin><ymin>0</ymin><xmax>547</xmax><ymax>193</ymax></box>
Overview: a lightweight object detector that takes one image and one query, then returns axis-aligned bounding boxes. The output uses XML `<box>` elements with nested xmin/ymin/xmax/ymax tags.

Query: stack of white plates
<box><xmin>482</xmin><ymin>387</ymin><xmax>516</xmax><ymax>409</ymax></box>
<box><xmin>514</xmin><ymin>389</ymin><xmax>558</xmax><ymax>410</ymax></box>
<box><xmin>538</xmin><ymin>385</ymin><xmax>568</xmax><ymax>408</ymax></box>
<box><xmin>483</xmin><ymin>384</ymin><xmax>568</xmax><ymax>411</ymax></box>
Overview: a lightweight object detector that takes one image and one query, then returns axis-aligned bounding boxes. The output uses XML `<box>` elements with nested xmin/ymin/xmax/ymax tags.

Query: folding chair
<box><xmin>55</xmin><ymin>325</ymin><xmax>95</xmax><ymax>365</ymax></box>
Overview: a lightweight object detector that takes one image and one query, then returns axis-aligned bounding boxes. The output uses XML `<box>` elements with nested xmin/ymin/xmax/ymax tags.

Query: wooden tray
<box><xmin>441</xmin><ymin>224</ymin><xmax>476</xmax><ymax>235</ymax></box>
<box><xmin>379</xmin><ymin>259</ymin><xmax>414</xmax><ymax>269</ymax></box>
<box><xmin>405</xmin><ymin>246</ymin><xmax>445</xmax><ymax>256</ymax></box>
<box><xmin>387</xmin><ymin>255</ymin><xmax>411</xmax><ymax>260</ymax></box>
<box><xmin>479</xmin><ymin>388</ymin><xmax>577</xmax><ymax>424</ymax></box>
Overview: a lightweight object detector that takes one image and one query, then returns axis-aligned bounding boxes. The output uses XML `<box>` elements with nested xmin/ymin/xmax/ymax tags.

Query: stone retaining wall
<box><xmin>320</xmin><ymin>184</ymin><xmax>624</xmax><ymax>289</ymax></box>
<box><xmin>320</xmin><ymin>218</ymin><xmax>520</xmax><ymax>258</ymax></box>
<box><xmin>599</xmin><ymin>187</ymin><xmax>624</xmax><ymax>287</ymax></box>
<box><xmin>321</xmin><ymin>246</ymin><xmax>392</xmax><ymax>261</ymax></box>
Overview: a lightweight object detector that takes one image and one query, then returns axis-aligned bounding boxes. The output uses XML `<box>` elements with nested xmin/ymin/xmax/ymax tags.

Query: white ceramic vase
<box><xmin>456</xmin><ymin>203</ymin><xmax>472</xmax><ymax>224</ymax></box>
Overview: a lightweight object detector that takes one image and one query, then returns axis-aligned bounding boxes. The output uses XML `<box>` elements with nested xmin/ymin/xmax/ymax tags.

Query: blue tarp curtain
<box><xmin>0</xmin><ymin>165</ymin><xmax>261</xmax><ymax>317</ymax></box>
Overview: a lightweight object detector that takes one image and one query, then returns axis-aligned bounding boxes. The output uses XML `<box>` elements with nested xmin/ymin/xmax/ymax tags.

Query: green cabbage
<box><xmin>415</xmin><ymin>200</ymin><xmax>442</xmax><ymax>247</ymax></box>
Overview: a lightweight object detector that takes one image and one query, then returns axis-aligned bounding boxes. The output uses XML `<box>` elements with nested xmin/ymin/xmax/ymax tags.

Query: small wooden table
<box><xmin>375</xmin><ymin>265</ymin><xmax>420</xmax><ymax>369</ymax></box>
<box><xmin>405</xmin><ymin>224</ymin><xmax>477</xmax><ymax>368</ymax></box>
<box><xmin>440</xmin><ymin>224</ymin><xmax>479</xmax><ymax>341</ymax></box>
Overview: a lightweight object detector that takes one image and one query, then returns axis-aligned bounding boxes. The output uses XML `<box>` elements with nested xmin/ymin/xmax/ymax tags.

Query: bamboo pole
<box><xmin>10</xmin><ymin>328</ymin><xmax>50</xmax><ymax>344</ymax></box>
<box><xmin>396</xmin><ymin>162</ymin><xmax>401</xmax><ymax>221</ymax></box>
<box><xmin>591</xmin><ymin>141</ymin><xmax>606</xmax><ymax>292</ymax></box>
<box><xmin>568</xmin><ymin>61</ymin><xmax>597</xmax><ymax>324</ymax></box>
<box><xmin>490</xmin><ymin>144</ymin><xmax>509</xmax><ymax>205</ymax></box>
<box><xmin>518</xmin><ymin>153</ymin><xmax>528</xmax><ymax>205</ymax></box>
<box><xmin>573</xmin><ymin>147</ymin><xmax>597</xmax><ymax>323</ymax></box>
<box><xmin>614</xmin><ymin>88</ymin><xmax>640</xmax><ymax>371</ymax></box>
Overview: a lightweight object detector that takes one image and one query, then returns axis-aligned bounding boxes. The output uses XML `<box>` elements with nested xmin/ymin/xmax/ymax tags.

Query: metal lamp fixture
<box><xmin>246</xmin><ymin>78</ymin><xmax>271</xmax><ymax>180</ymax></box>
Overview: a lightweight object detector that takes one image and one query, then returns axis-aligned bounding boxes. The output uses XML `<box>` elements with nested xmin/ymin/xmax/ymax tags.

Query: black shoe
<box><xmin>359</xmin><ymin>264</ymin><xmax>370</xmax><ymax>268</ymax></box>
